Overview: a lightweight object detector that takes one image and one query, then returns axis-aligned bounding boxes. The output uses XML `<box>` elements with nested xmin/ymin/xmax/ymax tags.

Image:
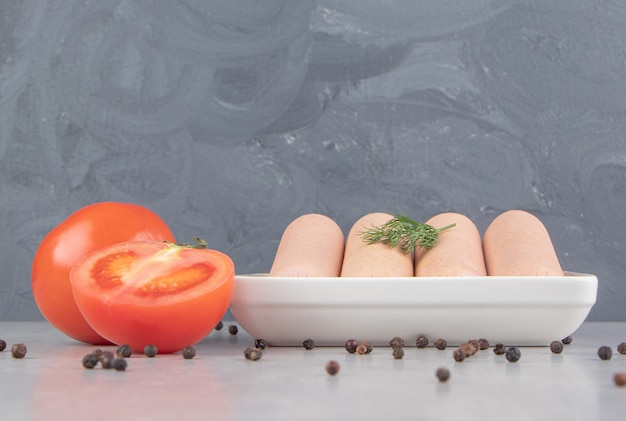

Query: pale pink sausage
<box><xmin>269</xmin><ymin>214</ymin><xmax>344</xmax><ymax>277</ymax></box>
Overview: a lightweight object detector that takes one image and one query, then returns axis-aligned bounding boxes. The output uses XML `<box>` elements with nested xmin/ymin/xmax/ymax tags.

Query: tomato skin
<box><xmin>70</xmin><ymin>241</ymin><xmax>235</xmax><ymax>354</ymax></box>
<box><xmin>31</xmin><ymin>202</ymin><xmax>175</xmax><ymax>344</ymax></box>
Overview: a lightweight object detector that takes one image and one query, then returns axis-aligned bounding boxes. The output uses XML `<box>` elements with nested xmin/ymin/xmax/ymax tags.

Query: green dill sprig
<box><xmin>359</xmin><ymin>214</ymin><xmax>456</xmax><ymax>254</ymax></box>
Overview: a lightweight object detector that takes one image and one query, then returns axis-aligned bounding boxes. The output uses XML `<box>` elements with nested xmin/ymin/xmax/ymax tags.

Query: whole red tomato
<box><xmin>70</xmin><ymin>240</ymin><xmax>235</xmax><ymax>353</ymax></box>
<box><xmin>31</xmin><ymin>202</ymin><xmax>175</xmax><ymax>344</ymax></box>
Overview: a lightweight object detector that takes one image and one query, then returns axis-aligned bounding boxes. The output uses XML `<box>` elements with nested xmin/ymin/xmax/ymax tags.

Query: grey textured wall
<box><xmin>1</xmin><ymin>1</ymin><xmax>625</xmax><ymax>322</ymax></box>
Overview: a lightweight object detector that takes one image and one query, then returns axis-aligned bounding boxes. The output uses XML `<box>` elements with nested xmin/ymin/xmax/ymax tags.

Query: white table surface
<box><xmin>1</xmin><ymin>321</ymin><xmax>625</xmax><ymax>421</ymax></box>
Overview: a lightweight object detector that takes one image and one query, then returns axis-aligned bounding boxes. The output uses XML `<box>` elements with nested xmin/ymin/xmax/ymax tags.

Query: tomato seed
<box><xmin>11</xmin><ymin>343</ymin><xmax>27</xmax><ymax>359</ymax></box>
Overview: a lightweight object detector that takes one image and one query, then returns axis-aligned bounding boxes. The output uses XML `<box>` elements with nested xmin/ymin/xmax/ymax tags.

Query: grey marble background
<box><xmin>1</xmin><ymin>1</ymin><xmax>625</xmax><ymax>321</ymax></box>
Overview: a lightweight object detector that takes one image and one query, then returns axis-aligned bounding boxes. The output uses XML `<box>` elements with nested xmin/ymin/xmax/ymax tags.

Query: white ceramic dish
<box><xmin>230</xmin><ymin>272</ymin><xmax>597</xmax><ymax>347</ymax></box>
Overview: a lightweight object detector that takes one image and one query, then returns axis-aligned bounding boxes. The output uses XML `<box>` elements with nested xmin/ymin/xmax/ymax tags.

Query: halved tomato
<box><xmin>69</xmin><ymin>240</ymin><xmax>235</xmax><ymax>354</ymax></box>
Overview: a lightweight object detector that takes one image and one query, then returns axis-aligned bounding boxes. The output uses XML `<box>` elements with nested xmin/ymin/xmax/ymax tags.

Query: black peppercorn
<box><xmin>0</xmin><ymin>339</ymin><xmax>6</xmax><ymax>351</ymax></box>
<box><xmin>617</xmin><ymin>342</ymin><xmax>626</xmax><ymax>355</ymax></box>
<box><xmin>244</xmin><ymin>347</ymin><xmax>262</xmax><ymax>361</ymax></box>
<box><xmin>91</xmin><ymin>348</ymin><xmax>104</xmax><ymax>358</ymax></box>
<box><xmin>434</xmin><ymin>338</ymin><xmax>447</xmax><ymax>350</ymax></box>
<box><xmin>416</xmin><ymin>335</ymin><xmax>429</xmax><ymax>348</ymax></box>
<box><xmin>389</xmin><ymin>337</ymin><xmax>405</xmax><ymax>349</ymax></box>
<box><xmin>116</xmin><ymin>344</ymin><xmax>132</xmax><ymax>358</ymax></box>
<box><xmin>453</xmin><ymin>349</ymin><xmax>466</xmax><ymax>362</ymax></box>
<box><xmin>303</xmin><ymin>339</ymin><xmax>315</xmax><ymax>350</ymax></box>
<box><xmin>11</xmin><ymin>343</ymin><xmax>27</xmax><ymax>359</ymax></box>
<box><xmin>561</xmin><ymin>336</ymin><xmax>573</xmax><ymax>345</ymax></box>
<box><xmin>356</xmin><ymin>343</ymin><xmax>368</xmax><ymax>355</ymax></box>
<box><xmin>477</xmin><ymin>338</ymin><xmax>490</xmax><ymax>350</ymax></box>
<box><xmin>345</xmin><ymin>339</ymin><xmax>359</xmax><ymax>354</ymax></box>
<box><xmin>228</xmin><ymin>325</ymin><xmax>238</xmax><ymax>335</ymax></box>
<box><xmin>254</xmin><ymin>339</ymin><xmax>268</xmax><ymax>350</ymax></box>
<box><xmin>214</xmin><ymin>321</ymin><xmax>224</xmax><ymax>331</ymax></box>
<box><xmin>182</xmin><ymin>346</ymin><xmax>196</xmax><ymax>359</ymax></box>
<box><xmin>326</xmin><ymin>360</ymin><xmax>340</xmax><ymax>376</ymax></box>
<box><xmin>100</xmin><ymin>351</ymin><xmax>115</xmax><ymax>369</ymax></box>
<box><xmin>493</xmin><ymin>343</ymin><xmax>506</xmax><ymax>355</ymax></box>
<box><xmin>436</xmin><ymin>367</ymin><xmax>450</xmax><ymax>382</ymax></box>
<box><xmin>144</xmin><ymin>344</ymin><xmax>158</xmax><ymax>357</ymax></box>
<box><xmin>361</xmin><ymin>341</ymin><xmax>373</xmax><ymax>354</ymax></box>
<box><xmin>505</xmin><ymin>347</ymin><xmax>521</xmax><ymax>363</ymax></box>
<box><xmin>614</xmin><ymin>372</ymin><xmax>626</xmax><ymax>387</ymax></box>
<box><xmin>392</xmin><ymin>348</ymin><xmax>404</xmax><ymax>360</ymax></box>
<box><xmin>598</xmin><ymin>346</ymin><xmax>612</xmax><ymax>361</ymax></box>
<box><xmin>550</xmin><ymin>341</ymin><xmax>564</xmax><ymax>354</ymax></box>
<box><xmin>459</xmin><ymin>342</ymin><xmax>478</xmax><ymax>357</ymax></box>
<box><xmin>112</xmin><ymin>358</ymin><xmax>128</xmax><ymax>371</ymax></box>
<box><xmin>82</xmin><ymin>353</ymin><xmax>100</xmax><ymax>369</ymax></box>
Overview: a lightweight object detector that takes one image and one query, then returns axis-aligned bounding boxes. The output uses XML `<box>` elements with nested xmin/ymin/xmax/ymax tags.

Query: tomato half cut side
<box><xmin>70</xmin><ymin>241</ymin><xmax>235</xmax><ymax>354</ymax></box>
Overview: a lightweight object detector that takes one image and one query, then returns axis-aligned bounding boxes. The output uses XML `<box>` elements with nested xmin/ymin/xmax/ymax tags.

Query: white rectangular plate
<box><xmin>229</xmin><ymin>272</ymin><xmax>597</xmax><ymax>347</ymax></box>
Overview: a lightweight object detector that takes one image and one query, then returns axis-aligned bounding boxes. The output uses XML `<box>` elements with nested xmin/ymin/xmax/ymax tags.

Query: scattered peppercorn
<box><xmin>453</xmin><ymin>349</ymin><xmax>466</xmax><ymax>362</ymax></box>
<box><xmin>100</xmin><ymin>351</ymin><xmax>115</xmax><ymax>369</ymax></box>
<box><xmin>505</xmin><ymin>347</ymin><xmax>521</xmax><ymax>363</ymax></box>
<box><xmin>228</xmin><ymin>325</ymin><xmax>238</xmax><ymax>335</ymax></box>
<box><xmin>82</xmin><ymin>353</ymin><xmax>100</xmax><ymax>369</ymax></box>
<box><xmin>477</xmin><ymin>338</ymin><xmax>490</xmax><ymax>350</ymax></box>
<box><xmin>91</xmin><ymin>348</ymin><xmax>104</xmax><ymax>358</ymax></box>
<box><xmin>416</xmin><ymin>336</ymin><xmax>429</xmax><ymax>348</ymax></box>
<box><xmin>116</xmin><ymin>344</ymin><xmax>132</xmax><ymax>358</ymax></box>
<box><xmin>468</xmin><ymin>339</ymin><xmax>480</xmax><ymax>350</ymax></box>
<box><xmin>614</xmin><ymin>372</ymin><xmax>626</xmax><ymax>387</ymax></box>
<box><xmin>618</xmin><ymin>342</ymin><xmax>626</xmax><ymax>355</ymax></box>
<box><xmin>459</xmin><ymin>342</ymin><xmax>478</xmax><ymax>357</ymax></box>
<box><xmin>326</xmin><ymin>360</ymin><xmax>340</xmax><ymax>376</ymax></box>
<box><xmin>393</xmin><ymin>348</ymin><xmax>404</xmax><ymax>360</ymax></box>
<box><xmin>0</xmin><ymin>339</ymin><xmax>6</xmax><ymax>351</ymax></box>
<box><xmin>144</xmin><ymin>344</ymin><xmax>158</xmax><ymax>358</ymax></box>
<box><xmin>561</xmin><ymin>336</ymin><xmax>573</xmax><ymax>345</ymax></box>
<box><xmin>112</xmin><ymin>358</ymin><xmax>128</xmax><ymax>371</ymax></box>
<box><xmin>11</xmin><ymin>343</ymin><xmax>27</xmax><ymax>359</ymax></box>
<box><xmin>434</xmin><ymin>339</ymin><xmax>447</xmax><ymax>351</ymax></box>
<box><xmin>345</xmin><ymin>339</ymin><xmax>359</xmax><ymax>354</ymax></box>
<box><xmin>254</xmin><ymin>339</ymin><xmax>268</xmax><ymax>350</ymax></box>
<box><xmin>389</xmin><ymin>337</ymin><xmax>405</xmax><ymax>349</ymax></box>
<box><xmin>302</xmin><ymin>339</ymin><xmax>315</xmax><ymax>350</ymax></box>
<box><xmin>356</xmin><ymin>343</ymin><xmax>368</xmax><ymax>355</ymax></box>
<box><xmin>493</xmin><ymin>343</ymin><xmax>506</xmax><ymax>355</ymax></box>
<box><xmin>182</xmin><ymin>346</ymin><xmax>196</xmax><ymax>359</ymax></box>
<box><xmin>550</xmin><ymin>341</ymin><xmax>564</xmax><ymax>354</ymax></box>
<box><xmin>361</xmin><ymin>341</ymin><xmax>373</xmax><ymax>354</ymax></box>
<box><xmin>598</xmin><ymin>346</ymin><xmax>612</xmax><ymax>361</ymax></box>
<box><xmin>436</xmin><ymin>367</ymin><xmax>450</xmax><ymax>382</ymax></box>
<box><xmin>214</xmin><ymin>321</ymin><xmax>224</xmax><ymax>331</ymax></box>
<box><xmin>244</xmin><ymin>347</ymin><xmax>262</xmax><ymax>361</ymax></box>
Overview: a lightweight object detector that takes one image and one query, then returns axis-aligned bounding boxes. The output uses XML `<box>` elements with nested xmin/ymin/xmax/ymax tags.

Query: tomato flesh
<box><xmin>31</xmin><ymin>202</ymin><xmax>175</xmax><ymax>344</ymax></box>
<box><xmin>70</xmin><ymin>241</ymin><xmax>235</xmax><ymax>354</ymax></box>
